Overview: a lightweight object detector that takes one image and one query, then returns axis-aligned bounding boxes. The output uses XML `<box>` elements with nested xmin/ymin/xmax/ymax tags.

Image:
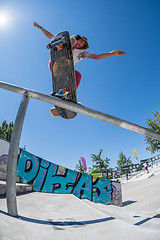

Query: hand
<box><xmin>113</xmin><ymin>50</ymin><xmax>126</xmax><ymax>56</ymax></box>
<box><xmin>33</xmin><ymin>21</ymin><xmax>40</xmax><ymax>29</ymax></box>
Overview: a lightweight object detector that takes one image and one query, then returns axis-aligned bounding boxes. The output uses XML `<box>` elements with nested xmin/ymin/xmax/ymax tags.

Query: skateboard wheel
<box><xmin>46</xmin><ymin>43</ymin><xmax>51</xmax><ymax>49</ymax></box>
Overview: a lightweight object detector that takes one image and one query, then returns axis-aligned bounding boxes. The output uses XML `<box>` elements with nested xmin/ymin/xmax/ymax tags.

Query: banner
<box><xmin>133</xmin><ymin>148</ymin><xmax>139</xmax><ymax>162</ymax></box>
<box><xmin>80</xmin><ymin>157</ymin><xmax>87</xmax><ymax>172</ymax></box>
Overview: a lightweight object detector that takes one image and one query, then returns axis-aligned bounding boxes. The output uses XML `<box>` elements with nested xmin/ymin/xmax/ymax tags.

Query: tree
<box><xmin>0</xmin><ymin>120</ymin><xmax>13</xmax><ymax>142</ymax></box>
<box><xmin>145</xmin><ymin>107</ymin><xmax>160</xmax><ymax>154</ymax></box>
<box><xmin>116</xmin><ymin>151</ymin><xmax>132</xmax><ymax>170</ymax></box>
<box><xmin>75</xmin><ymin>159</ymin><xmax>84</xmax><ymax>173</ymax></box>
<box><xmin>89</xmin><ymin>149</ymin><xmax>110</xmax><ymax>173</ymax></box>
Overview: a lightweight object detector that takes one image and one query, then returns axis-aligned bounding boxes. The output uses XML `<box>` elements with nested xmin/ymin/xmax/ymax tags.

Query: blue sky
<box><xmin>0</xmin><ymin>0</ymin><xmax>160</xmax><ymax>170</ymax></box>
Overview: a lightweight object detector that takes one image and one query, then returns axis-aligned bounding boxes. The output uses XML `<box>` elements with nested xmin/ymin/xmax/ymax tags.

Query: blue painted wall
<box><xmin>17</xmin><ymin>150</ymin><xmax>122</xmax><ymax>206</ymax></box>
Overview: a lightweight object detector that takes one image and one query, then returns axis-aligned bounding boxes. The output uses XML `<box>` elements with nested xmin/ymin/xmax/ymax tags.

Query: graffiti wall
<box><xmin>17</xmin><ymin>149</ymin><xmax>122</xmax><ymax>206</ymax></box>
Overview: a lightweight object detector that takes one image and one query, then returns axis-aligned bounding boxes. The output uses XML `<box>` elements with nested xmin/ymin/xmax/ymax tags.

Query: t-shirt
<box><xmin>48</xmin><ymin>48</ymin><xmax>92</xmax><ymax>71</ymax></box>
<box><xmin>73</xmin><ymin>48</ymin><xmax>92</xmax><ymax>65</ymax></box>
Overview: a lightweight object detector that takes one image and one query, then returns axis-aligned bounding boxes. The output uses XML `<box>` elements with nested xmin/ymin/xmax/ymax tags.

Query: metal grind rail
<box><xmin>0</xmin><ymin>80</ymin><xmax>160</xmax><ymax>216</ymax></box>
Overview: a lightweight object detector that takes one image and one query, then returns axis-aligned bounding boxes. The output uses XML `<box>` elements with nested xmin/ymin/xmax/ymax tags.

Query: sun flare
<box><xmin>0</xmin><ymin>13</ymin><xmax>8</xmax><ymax>27</ymax></box>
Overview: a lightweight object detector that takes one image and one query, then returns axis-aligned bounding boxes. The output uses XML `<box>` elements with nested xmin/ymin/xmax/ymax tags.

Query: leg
<box><xmin>75</xmin><ymin>70</ymin><xmax>82</xmax><ymax>89</ymax></box>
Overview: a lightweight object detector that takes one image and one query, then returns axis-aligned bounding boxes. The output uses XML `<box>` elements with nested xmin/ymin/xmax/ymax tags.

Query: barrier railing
<box><xmin>0</xmin><ymin>80</ymin><xmax>160</xmax><ymax>217</ymax></box>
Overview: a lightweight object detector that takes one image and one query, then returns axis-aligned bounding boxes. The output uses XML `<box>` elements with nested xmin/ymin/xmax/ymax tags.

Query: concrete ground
<box><xmin>0</xmin><ymin>172</ymin><xmax>160</xmax><ymax>240</ymax></box>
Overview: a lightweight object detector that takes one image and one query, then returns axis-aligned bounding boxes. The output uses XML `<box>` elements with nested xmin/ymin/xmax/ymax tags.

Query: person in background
<box><xmin>126</xmin><ymin>170</ymin><xmax>129</xmax><ymax>180</ymax></box>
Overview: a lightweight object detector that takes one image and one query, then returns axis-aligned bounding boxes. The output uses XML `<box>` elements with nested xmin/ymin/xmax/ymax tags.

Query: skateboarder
<box><xmin>33</xmin><ymin>21</ymin><xmax>126</xmax><ymax>116</ymax></box>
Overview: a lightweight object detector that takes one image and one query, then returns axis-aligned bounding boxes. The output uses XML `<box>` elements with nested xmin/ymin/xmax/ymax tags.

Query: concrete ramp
<box><xmin>0</xmin><ymin>174</ymin><xmax>159</xmax><ymax>240</ymax></box>
<box><xmin>16</xmin><ymin>149</ymin><xmax>122</xmax><ymax>206</ymax></box>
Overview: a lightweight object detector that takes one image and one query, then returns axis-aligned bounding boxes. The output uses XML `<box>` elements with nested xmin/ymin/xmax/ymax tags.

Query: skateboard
<box><xmin>47</xmin><ymin>31</ymin><xmax>77</xmax><ymax>119</ymax></box>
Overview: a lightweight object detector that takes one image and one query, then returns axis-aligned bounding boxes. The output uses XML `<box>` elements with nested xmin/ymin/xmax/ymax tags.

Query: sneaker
<box><xmin>50</xmin><ymin>107</ymin><xmax>59</xmax><ymax>117</ymax></box>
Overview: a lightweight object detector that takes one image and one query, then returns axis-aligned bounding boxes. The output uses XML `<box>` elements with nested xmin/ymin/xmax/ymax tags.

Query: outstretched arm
<box><xmin>88</xmin><ymin>50</ymin><xmax>126</xmax><ymax>60</ymax></box>
<box><xmin>33</xmin><ymin>21</ymin><xmax>54</xmax><ymax>39</ymax></box>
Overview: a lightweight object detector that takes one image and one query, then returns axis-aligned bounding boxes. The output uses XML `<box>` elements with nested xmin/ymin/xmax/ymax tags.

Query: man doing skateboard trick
<box><xmin>33</xmin><ymin>22</ymin><xmax>126</xmax><ymax>117</ymax></box>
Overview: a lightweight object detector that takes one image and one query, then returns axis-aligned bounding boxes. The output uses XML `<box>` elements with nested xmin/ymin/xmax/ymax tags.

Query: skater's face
<box><xmin>76</xmin><ymin>39</ymin><xmax>86</xmax><ymax>49</ymax></box>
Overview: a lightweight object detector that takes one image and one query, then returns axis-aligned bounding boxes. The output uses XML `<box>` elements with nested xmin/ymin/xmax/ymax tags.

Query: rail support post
<box><xmin>6</xmin><ymin>91</ymin><xmax>30</xmax><ymax>217</ymax></box>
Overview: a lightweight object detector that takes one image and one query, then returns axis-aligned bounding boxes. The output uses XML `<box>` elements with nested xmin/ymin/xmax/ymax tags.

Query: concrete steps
<box><xmin>0</xmin><ymin>180</ymin><xmax>33</xmax><ymax>196</ymax></box>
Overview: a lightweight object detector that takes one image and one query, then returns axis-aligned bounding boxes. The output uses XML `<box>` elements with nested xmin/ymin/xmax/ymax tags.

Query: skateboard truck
<box><xmin>50</xmin><ymin>88</ymin><xmax>70</xmax><ymax>99</ymax></box>
<box><xmin>46</xmin><ymin>38</ymin><xmax>65</xmax><ymax>51</ymax></box>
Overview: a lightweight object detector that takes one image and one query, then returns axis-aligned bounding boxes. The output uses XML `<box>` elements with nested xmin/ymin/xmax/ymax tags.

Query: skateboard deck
<box><xmin>47</xmin><ymin>31</ymin><xmax>77</xmax><ymax>119</ymax></box>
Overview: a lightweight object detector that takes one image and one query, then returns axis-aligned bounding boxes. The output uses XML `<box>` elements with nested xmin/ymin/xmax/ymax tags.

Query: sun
<box><xmin>0</xmin><ymin>13</ymin><xmax>8</xmax><ymax>27</ymax></box>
